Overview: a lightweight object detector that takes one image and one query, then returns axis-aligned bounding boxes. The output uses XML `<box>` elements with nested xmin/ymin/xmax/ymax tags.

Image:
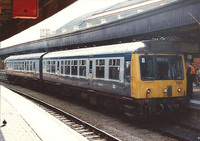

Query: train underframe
<box><xmin>6</xmin><ymin>75</ymin><xmax>187</xmax><ymax>121</ymax></box>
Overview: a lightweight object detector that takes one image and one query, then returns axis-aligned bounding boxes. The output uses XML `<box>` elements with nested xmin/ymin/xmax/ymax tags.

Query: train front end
<box><xmin>131</xmin><ymin>43</ymin><xmax>187</xmax><ymax>115</ymax></box>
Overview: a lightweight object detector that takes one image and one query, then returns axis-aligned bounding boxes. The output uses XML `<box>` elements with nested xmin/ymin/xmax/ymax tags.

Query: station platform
<box><xmin>190</xmin><ymin>85</ymin><xmax>200</xmax><ymax>107</ymax></box>
<box><xmin>0</xmin><ymin>85</ymin><xmax>88</xmax><ymax>141</ymax></box>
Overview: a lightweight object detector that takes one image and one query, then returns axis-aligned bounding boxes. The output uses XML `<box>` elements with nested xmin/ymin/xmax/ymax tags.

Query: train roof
<box><xmin>43</xmin><ymin>40</ymin><xmax>183</xmax><ymax>59</ymax></box>
<box><xmin>5</xmin><ymin>40</ymin><xmax>183</xmax><ymax>61</ymax></box>
<box><xmin>5</xmin><ymin>52</ymin><xmax>46</xmax><ymax>61</ymax></box>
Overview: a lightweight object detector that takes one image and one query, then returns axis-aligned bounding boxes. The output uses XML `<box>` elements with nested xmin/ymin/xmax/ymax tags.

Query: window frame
<box><xmin>79</xmin><ymin>59</ymin><xmax>87</xmax><ymax>78</ymax></box>
<box><xmin>71</xmin><ymin>60</ymin><xmax>78</xmax><ymax>76</ymax></box>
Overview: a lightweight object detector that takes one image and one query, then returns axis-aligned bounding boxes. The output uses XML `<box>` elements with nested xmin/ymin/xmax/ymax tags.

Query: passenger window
<box><xmin>43</xmin><ymin>61</ymin><xmax>46</xmax><ymax>72</ymax></box>
<box><xmin>33</xmin><ymin>62</ymin><xmax>36</xmax><ymax>71</ymax></box>
<box><xmin>16</xmin><ymin>62</ymin><xmax>18</xmax><ymax>70</ymax></box>
<box><xmin>109</xmin><ymin>59</ymin><xmax>120</xmax><ymax>80</ymax></box>
<box><xmin>22</xmin><ymin>62</ymin><xmax>25</xmax><ymax>70</ymax></box>
<box><xmin>51</xmin><ymin>61</ymin><xmax>56</xmax><ymax>73</ymax></box>
<box><xmin>61</xmin><ymin>61</ymin><xmax>64</xmax><ymax>74</ymax></box>
<box><xmin>96</xmin><ymin>59</ymin><xmax>105</xmax><ymax>78</ymax></box>
<box><xmin>57</xmin><ymin>61</ymin><xmax>60</xmax><ymax>72</ymax></box>
<box><xmin>47</xmin><ymin>61</ymin><xmax>50</xmax><ymax>73</ymax></box>
<box><xmin>65</xmin><ymin>60</ymin><xmax>70</xmax><ymax>75</ymax></box>
<box><xmin>25</xmin><ymin>62</ymin><xmax>27</xmax><ymax>70</ymax></box>
<box><xmin>89</xmin><ymin>60</ymin><xmax>93</xmax><ymax>73</ymax></box>
<box><xmin>30</xmin><ymin>61</ymin><xmax>32</xmax><ymax>71</ymax></box>
<box><xmin>71</xmin><ymin>60</ymin><xmax>77</xmax><ymax>75</ymax></box>
<box><xmin>79</xmin><ymin>60</ymin><xmax>86</xmax><ymax>77</ymax></box>
<box><xmin>27</xmin><ymin>61</ymin><xmax>29</xmax><ymax>71</ymax></box>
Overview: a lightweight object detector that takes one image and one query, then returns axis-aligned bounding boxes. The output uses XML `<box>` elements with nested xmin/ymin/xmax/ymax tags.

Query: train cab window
<box><xmin>109</xmin><ymin>59</ymin><xmax>120</xmax><ymax>80</ymax></box>
<box><xmin>65</xmin><ymin>60</ymin><xmax>70</xmax><ymax>75</ymax></box>
<box><xmin>79</xmin><ymin>60</ymin><xmax>86</xmax><ymax>77</ymax></box>
<box><xmin>140</xmin><ymin>56</ymin><xmax>184</xmax><ymax>80</ymax></box>
<box><xmin>140</xmin><ymin>57</ymin><xmax>155</xmax><ymax>80</ymax></box>
<box><xmin>51</xmin><ymin>61</ymin><xmax>56</xmax><ymax>73</ymax></box>
<box><xmin>61</xmin><ymin>61</ymin><xmax>64</xmax><ymax>74</ymax></box>
<box><xmin>71</xmin><ymin>60</ymin><xmax>78</xmax><ymax>76</ymax></box>
<box><xmin>96</xmin><ymin>59</ymin><xmax>105</xmax><ymax>78</ymax></box>
<box><xmin>169</xmin><ymin>57</ymin><xmax>184</xmax><ymax>80</ymax></box>
<box><xmin>156</xmin><ymin>57</ymin><xmax>170</xmax><ymax>80</ymax></box>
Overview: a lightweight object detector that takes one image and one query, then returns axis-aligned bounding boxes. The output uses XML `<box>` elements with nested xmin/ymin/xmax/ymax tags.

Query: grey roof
<box><xmin>56</xmin><ymin>0</ymin><xmax>179</xmax><ymax>34</ymax></box>
<box><xmin>43</xmin><ymin>40</ymin><xmax>182</xmax><ymax>59</ymax></box>
<box><xmin>55</xmin><ymin>7</ymin><xmax>110</xmax><ymax>34</ymax></box>
<box><xmin>43</xmin><ymin>41</ymin><xmax>146</xmax><ymax>59</ymax></box>
<box><xmin>5</xmin><ymin>53</ymin><xmax>46</xmax><ymax>61</ymax></box>
<box><xmin>96</xmin><ymin>0</ymin><xmax>147</xmax><ymax>13</ymax></box>
<box><xmin>55</xmin><ymin>11</ymin><xmax>95</xmax><ymax>34</ymax></box>
<box><xmin>4</xmin><ymin>40</ymin><xmax>183</xmax><ymax>61</ymax></box>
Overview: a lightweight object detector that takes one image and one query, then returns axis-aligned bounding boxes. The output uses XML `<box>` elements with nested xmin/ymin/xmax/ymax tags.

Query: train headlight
<box><xmin>163</xmin><ymin>88</ymin><xmax>168</xmax><ymax>93</ymax></box>
<box><xmin>177</xmin><ymin>87</ymin><xmax>182</xmax><ymax>93</ymax></box>
<box><xmin>146</xmin><ymin>88</ymin><xmax>151</xmax><ymax>94</ymax></box>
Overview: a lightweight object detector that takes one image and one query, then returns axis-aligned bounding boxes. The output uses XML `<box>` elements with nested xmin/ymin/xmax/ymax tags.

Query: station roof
<box><xmin>56</xmin><ymin>0</ymin><xmax>179</xmax><ymax>35</ymax></box>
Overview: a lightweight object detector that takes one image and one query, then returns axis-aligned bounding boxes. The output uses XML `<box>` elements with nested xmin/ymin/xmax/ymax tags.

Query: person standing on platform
<box><xmin>186</xmin><ymin>61</ymin><xmax>196</xmax><ymax>98</ymax></box>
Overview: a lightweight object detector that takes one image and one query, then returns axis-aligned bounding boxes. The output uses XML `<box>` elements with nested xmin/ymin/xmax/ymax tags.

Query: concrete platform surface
<box><xmin>0</xmin><ymin>85</ymin><xmax>88</xmax><ymax>141</ymax></box>
<box><xmin>190</xmin><ymin>86</ymin><xmax>200</xmax><ymax>106</ymax></box>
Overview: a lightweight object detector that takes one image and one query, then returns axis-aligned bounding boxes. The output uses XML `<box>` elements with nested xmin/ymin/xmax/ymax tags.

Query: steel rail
<box><xmin>7</xmin><ymin>87</ymin><xmax>121</xmax><ymax>141</ymax></box>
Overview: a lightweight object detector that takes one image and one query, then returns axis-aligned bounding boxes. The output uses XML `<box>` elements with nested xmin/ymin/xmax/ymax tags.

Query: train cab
<box><xmin>130</xmin><ymin>41</ymin><xmax>187</xmax><ymax>114</ymax></box>
<box><xmin>4</xmin><ymin>40</ymin><xmax>187</xmax><ymax>116</ymax></box>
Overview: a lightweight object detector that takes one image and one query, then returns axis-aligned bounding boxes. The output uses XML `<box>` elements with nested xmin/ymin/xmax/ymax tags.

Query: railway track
<box><xmin>0</xmin><ymin>71</ymin><xmax>8</xmax><ymax>83</ymax></box>
<box><xmin>1</xmin><ymin>73</ymin><xmax>200</xmax><ymax>141</ymax></box>
<box><xmin>7</xmin><ymin>87</ymin><xmax>121</xmax><ymax>141</ymax></box>
<box><xmin>147</xmin><ymin>120</ymin><xmax>200</xmax><ymax>141</ymax></box>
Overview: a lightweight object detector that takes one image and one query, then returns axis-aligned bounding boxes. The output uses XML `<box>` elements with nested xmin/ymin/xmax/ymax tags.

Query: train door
<box><xmin>24</xmin><ymin>61</ymin><xmax>27</xmax><ymax>73</ymax></box>
<box><xmin>88</xmin><ymin>59</ymin><xmax>94</xmax><ymax>89</ymax></box>
<box><xmin>32</xmin><ymin>61</ymin><xmax>37</xmax><ymax>78</ymax></box>
<box><xmin>124</xmin><ymin>56</ymin><xmax>131</xmax><ymax>96</ymax></box>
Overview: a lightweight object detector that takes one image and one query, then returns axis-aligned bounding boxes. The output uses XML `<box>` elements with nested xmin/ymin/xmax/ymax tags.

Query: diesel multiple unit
<box><xmin>5</xmin><ymin>40</ymin><xmax>187</xmax><ymax>116</ymax></box>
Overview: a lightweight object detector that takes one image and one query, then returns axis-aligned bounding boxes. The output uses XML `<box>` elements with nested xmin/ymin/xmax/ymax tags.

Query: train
<box><xmin>5</xmin><ymin>40</ymin><xmax>187</xmax><ymax>117</ymax></box>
